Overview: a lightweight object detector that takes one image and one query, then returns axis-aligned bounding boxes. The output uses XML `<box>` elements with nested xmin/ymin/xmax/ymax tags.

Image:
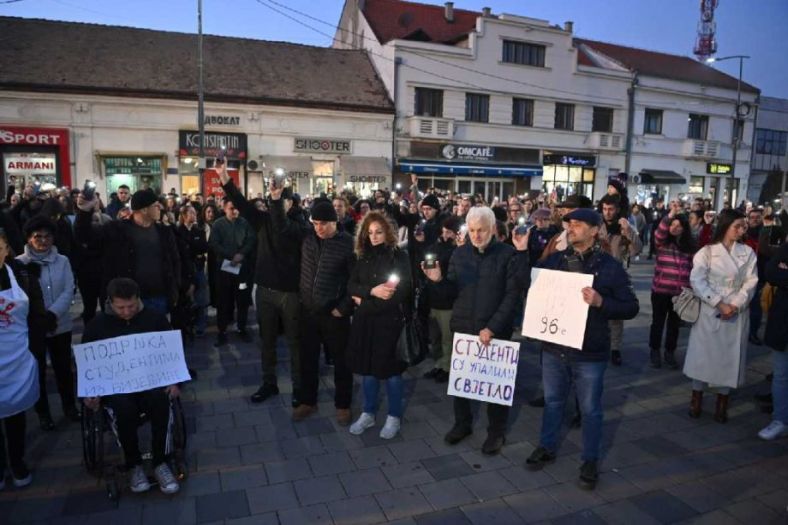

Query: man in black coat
<box><xmin>75</xmin><ymin>189</ymin><xmax>188</xmax><ymax>316</ymax></box>
<box><xmin>423</xmin><ymin>206</ymin><xmax>530</xmax><ymax>455</ymax></box>
<box><xmin>219</xmin><ymin>165</ymin><xmax>303</xmax><ymax>406</ymax></box>
<box><xmin>289</xmin><ymin>200</ymin><xmax>356</xmax><ymax>426</ymax></box>
<box><xmin>525</xmin><ymin>208</ymin><xmax>639</xmax><ymax>490</ymax></box>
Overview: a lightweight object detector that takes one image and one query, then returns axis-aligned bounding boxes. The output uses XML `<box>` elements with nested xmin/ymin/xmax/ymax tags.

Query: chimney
<box><xmin>482</xmin><ymin>7</ymin><xmax>492</xmax><ymax>17</ymax></box>
<box><xmin>444</xmin><ymin>2</ymin><xmax>454</xmax><ymax>23</ymax></box>
<box><xmin>564</xmin><ymin>20</ymin><xmax>574</xmax><ymax>33</ymax></box>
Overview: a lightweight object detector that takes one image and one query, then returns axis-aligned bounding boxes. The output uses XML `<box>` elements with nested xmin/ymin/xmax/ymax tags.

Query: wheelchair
<box><xmin>81</xmin><ymin>395</ymin><xmax>188</xmax><ymax>502</ymax></box>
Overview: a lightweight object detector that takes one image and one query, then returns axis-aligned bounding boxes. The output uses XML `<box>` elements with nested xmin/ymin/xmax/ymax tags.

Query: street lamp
<box><xmin>705</xmin><ymin>55</ymin><xmax>750</xmax><ymax>208</ymax></box>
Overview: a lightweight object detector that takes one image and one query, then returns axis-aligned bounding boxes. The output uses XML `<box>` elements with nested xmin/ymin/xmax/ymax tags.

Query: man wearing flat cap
<box><xmin>525</xmin><ymin>207</ymin><xmax>639</xmax><ymax>490</ymax></box>
<box><xmin>76</xmin><ymin>188</ymin><xmax>188</xmax><ymax>316</ymax></box>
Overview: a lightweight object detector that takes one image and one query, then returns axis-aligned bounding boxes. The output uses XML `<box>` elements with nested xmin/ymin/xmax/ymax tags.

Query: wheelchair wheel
<box><xmin>171</xmin><ymin>398</ymin><xmax>188</xmax><ymax>480</ymax></box>
<box><xmin>81</xmin><ymin>406</ymin><xmax>104</xmax><ymax>474</ymax></box>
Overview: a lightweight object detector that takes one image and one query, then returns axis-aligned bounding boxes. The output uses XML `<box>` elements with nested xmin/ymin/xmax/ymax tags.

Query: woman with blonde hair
<box><xmin>347</xmin><ymin>211</ymin><xmax>412</xmax><ymax>439</ymax></box>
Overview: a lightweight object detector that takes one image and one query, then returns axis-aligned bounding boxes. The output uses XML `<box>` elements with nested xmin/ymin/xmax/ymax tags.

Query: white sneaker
<box><xmin>379</xmin><ymin>416</ymin><xmax>401</xmax><ymax>440</ymax></box>
<box><xmin>349</xmin><ymin>412</ymin><xmax>375</xmax><ymax>435</ymax></box>
<box><xmin>758</xmin><ymin>420</ymin><xmax>788</xmax><ymax>441</ymax></box>
<box><xmin>154</xmin><ymin>463</ymin><xmax>180</xmax><ymax>494</ymax></box>
<box><xmin>129</xmin><ymin>465</ymin><xmax>151</xmax><ymax>493</ymax></box>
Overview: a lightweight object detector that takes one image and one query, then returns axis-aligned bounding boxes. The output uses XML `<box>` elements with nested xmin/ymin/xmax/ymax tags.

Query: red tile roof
<box><xmin>363</xmin><ymin>0</ymin><xmax>479</xmax><ymax>44</ymax></box>
<box><xmin>575</xmin><ymin>38</ymin><xmax>759</xmax><ymax>94</ymax></box>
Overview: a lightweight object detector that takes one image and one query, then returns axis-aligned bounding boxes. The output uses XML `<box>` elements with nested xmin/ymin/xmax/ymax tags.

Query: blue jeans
<box><xmin>362</xmin><ymin>375</ymin><xmax>403</xmax><ymax>418</ymax></box>
<box><xmin>142</xmin><ymin>296</ymin><xmax>169</xmax><ymax>316</ymax></box>
<box><xmin>540</xmin><ymin>352</ymin><xmax>607</xmax><ymax>462</ymax></box>
<box><xmin>772</xmin><ymin>350</ymin><xmax>788</xmax><ymax>424</ymax></box>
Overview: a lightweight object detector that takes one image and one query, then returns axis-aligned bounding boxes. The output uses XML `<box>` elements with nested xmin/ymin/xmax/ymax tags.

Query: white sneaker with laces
<box><xmin>154</xmin><ymin>463</ymin><xmax>180</xmax><ymax>494</ymax></box>
<box><xmin>349</xmin><ymin>412</ymin><xmax>375</xmax><ymax>435</ymax></box>
<box><xmin>758</xmin><ymin>420</ymin><xmax>788</xmax><ymax>441</ymax></box>
<box><xmin>129</xmin><ymin>465</ymin><xmax>151</xmax><ymax>493</ymax></box>
<box><xmin>379</xmin><ymin>416</ymin><xmax>401</xmax><ymax>440</ymax></box>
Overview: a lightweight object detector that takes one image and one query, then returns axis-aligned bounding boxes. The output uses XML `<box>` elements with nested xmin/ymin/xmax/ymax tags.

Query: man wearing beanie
<box><xmin>75</xmin><ymin>188</ymin><xmax>188</xmax><ymax>315</ymax></box>
<box><xmin>289</xmin><ymin>197</ymin><xmax>356</xmax><ymax>426</ymax></box>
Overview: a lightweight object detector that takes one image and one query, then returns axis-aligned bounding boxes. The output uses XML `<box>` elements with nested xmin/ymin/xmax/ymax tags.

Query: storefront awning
<box><xmin>261</xmin><ymin>155</ymin><xmax>313</xmax><ymax>175</ymax></box>
<box><xmin>340</xmin><ymin>156</ymin><xmax>390</xmax><ymax>176</ymax></box>
<box><xmin>399</xmin><ymin>161</ymin><xmax>542</xmax><ymax>177</ymax></box>
<box><xmin>639</xmin><ymin>169</ymin><xmax>686</xmax><ymax>184</ymax></box>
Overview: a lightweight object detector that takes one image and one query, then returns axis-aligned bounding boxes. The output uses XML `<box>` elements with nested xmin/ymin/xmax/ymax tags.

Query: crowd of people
<box><xmin>0</xmin><ymin>167</ymin><xmax>786</xmax><ymax>494</ymax></box>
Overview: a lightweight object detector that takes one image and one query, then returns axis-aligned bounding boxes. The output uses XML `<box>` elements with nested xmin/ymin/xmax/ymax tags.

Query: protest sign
<box><xmin>447</xmin><ymin>333</ymin><xmax>520</xmax><ymax>407</ymax></box>
<box><xmin>73</xmin><ymin>330</ymin><xmax>191</xmax><ymax>397</ymax></box>
<box><xmin>522</xmin><ymin>268</ymin><xmax>593</xmax><ymax>350</ymax></box>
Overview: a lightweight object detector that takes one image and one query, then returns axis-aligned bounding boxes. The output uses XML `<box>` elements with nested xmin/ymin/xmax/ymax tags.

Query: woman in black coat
<box><xmin>347</xmin><ymin>211</ymin><xmax>412</xmax><ymax>440</ymax></box>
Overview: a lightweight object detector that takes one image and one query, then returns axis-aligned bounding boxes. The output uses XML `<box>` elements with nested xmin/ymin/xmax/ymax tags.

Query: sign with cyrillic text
<box><xmin>522</xmin><ymin>268</ymin><xmax>593</xmax><ymax>350</ymax></box>
<box><xmin>73</xmin><ymin>330</ymin><xmax>191</xmax><ymax>397</ymax></box>
<box><xmin>447</xmin><ymin>333</ymin><xmax>520</xmax><ymax>407</ymax></box>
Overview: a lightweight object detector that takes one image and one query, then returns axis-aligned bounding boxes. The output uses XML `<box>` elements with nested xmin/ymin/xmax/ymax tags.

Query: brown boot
<box><xmin>292</xmin><ymin>404</ymin><xmax>318</xmax><ymax>422</ymax></box>
<box><xmin>688</xmin><ymin>390</ymin><xmax>703</xmax><ymax>418</ymax></box>
<box><xmin>336</xmin><ymin>408</ymin><xmax>352</xmax><ymax>427</ymax></box>
<box><xmin>714</xmin><ymin>394</ymin><xmax>729</xmax><ymax>424</ymax></box>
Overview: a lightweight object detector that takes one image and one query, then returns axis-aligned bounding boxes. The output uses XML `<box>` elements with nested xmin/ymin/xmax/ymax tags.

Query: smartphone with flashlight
<box><xmin>216</xmin><ymin>146</ymin><xmax>226</xmax><ymax>167</ymax></box>
<box><xmin>459</xmin><ymin>224</ymin><xmax>468</xmax><ymax>238</ymax></box>
<box><xmin>423</xmin><ymin>253</ymin><xmax>437</xmax><ymax>269</ymax></box>
<box><xmin>83</xmin><ymin>180</ymin><xmax>97</xmax><ymax>200</ymax></box>
<box><xmin>385</xmin><ymin>273</ymin><xmax>400</xmax><ymax>289</ymax></box>
<box><xmin>513</xmin><ymin>216</ymin><xmax>529</xmax><ymax>235</ymax></box>
<box><xmin>272</xmin><ymin>168</ymin><xmax>287</xmax><ymax>190</ymax></box>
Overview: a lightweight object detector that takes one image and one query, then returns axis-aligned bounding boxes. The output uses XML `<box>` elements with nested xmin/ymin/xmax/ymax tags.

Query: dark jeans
<box><xmin>299</xmin><ymin>310</ymin><xmax>352</xmax><ymax>409</ymax></box>
<box><xmin>256</xmin><ymin>287</ymin><xmax>301</xmax><ymax>389</ymax></box>
<box><xmin>0</xmin><ymin>411</ymin><xmax>26</xmax><ymax>473</ymax></box>
<box><xmin>750</xmin><ymin>283</ymin><xmax>764</xmax><ymax>338</ymax></box>
<box><xmin>104</xmin><ymin>389</ymin><xmax>170</xmax><ymax>468</ymax></box>
<box><xmin>540</xmin><ymin>352</ymin><xmax>607</xmax><ymax>461</ymax></box>
<box><xmin>649</xmin><ymin>292</ymin><xmax>681</xmax><ymax>351</ymax></box>
<box><xmin>77</xmin><ymin>271</ymin><xmax>104</xmax><ymax>325</ymax></box>
<box><xmin>32</xmin><ymin>331</ymin><xmax>76</xmax><ymax>416</ymax></box>
<box><xmin>453</xmin><ymin>397</ymin><xmax>509</xmax><ymax>438</ymax></box>
<box><xmin>215</xmin><ymin>271</ymin><xmax>250</xmax><ymax>333</ymax></box>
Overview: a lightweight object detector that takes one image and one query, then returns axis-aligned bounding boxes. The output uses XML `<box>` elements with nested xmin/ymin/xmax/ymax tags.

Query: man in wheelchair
<box><xmin>81</xmin><ymin>278</ymin><xmax>181</xmax><ymax>494</ymax></box>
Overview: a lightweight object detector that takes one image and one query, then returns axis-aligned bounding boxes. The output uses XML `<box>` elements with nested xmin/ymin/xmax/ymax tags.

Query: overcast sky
<box><xmin>2</xmin><ymin>0</ymin><xmax>787</xmax><ymax>98</ymax></box>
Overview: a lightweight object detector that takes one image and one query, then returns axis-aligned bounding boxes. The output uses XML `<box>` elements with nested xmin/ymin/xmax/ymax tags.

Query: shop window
<box><xmin>104</xmin><ymin>156</ymin><xmax>163</xmax><ymax>194</ymax></box>
<box><xmin>592</xmin><ymin>107</ymin><xmax>614</xmax><ymax>132</ymax></box>
<box><xmin>687</xmin><ymin>114</ymin><xmax>709</xmax><ymax>140</ymax></box>
<box><xmin>432</xmin><ymin>178</ymin><xmax>453</xmax><ymax>191</ymax></box>
<box><xmin>689</xmin><ymin>176</ymin><xmax>704</xmax><ymax>194</ymax></box>
<box><xmin>457</xmin><ymin>180</ymin><xmax>472</xmax><ymax>195</ymax></box>
<box><xmin>502</xmin><ymin>40</ymin><xmax>546</xmax><ymax>67</ymax></box>
<box><xmin>415</xmin><ymin>87</ymin><xmax>443</xmax><ymax>117</ymax></box>
<box><xmin>465</xmin><ymin>93</ymin><xmax>490</xmax><ymax>123</ymax></box>
<box><xmin>554</xmin><ymin>103</ymin><xmax>575</xmax><ymax>131</ymax></box>
<box><xmin>542</xmin><ymin>164</ymin><xmax>594</xmax><ymax>201</ymax></box>
<box><xmin>644</xmin><ymin>108</ymin><xmax>663</xmax><ymax>135</ymax></box>
<box><xmin>512</xmin><ymin>98</ymin><xmax>534</xmax><ymax>127</ymax></box>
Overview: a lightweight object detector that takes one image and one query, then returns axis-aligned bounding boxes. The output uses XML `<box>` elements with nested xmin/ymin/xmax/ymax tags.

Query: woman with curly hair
<box><xmin>347</xmin><ymin>211</ymin><xmax>412</xmax><ymax>439</ymax></box>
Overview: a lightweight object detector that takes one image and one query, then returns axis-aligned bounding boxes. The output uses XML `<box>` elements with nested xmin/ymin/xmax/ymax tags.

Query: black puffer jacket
<box><xmin>425</xmin><ymin>236</ymin><xmax>456</xmax><ymax>310</ymax></box>
<box><xmin>223</xmin><ymin>181</ymin><xmax>301</xmax><ymax>292</ymax></box>
<box><xmin>429</xmin><ymin>238</ymin><xmax>529</xmax><ymax>339</ymax></box>
<box><xmin>299</xmin><ymin>231</ymin><xmax>355</xmax><ymax>316</ymax></box>
<box><xmin>538</xmin><ymin>246</ymin><xmax>640</xmax><ymax>362</ymax></box>
<box><xmin>764</xmin><ymin>242</ymin><xmax>788</xmax><ymax>352</ymax></box>
<box><xmin>74</xmin><ymin>210</ymin><xmax>187</xmax><ymax>308</ymax></box>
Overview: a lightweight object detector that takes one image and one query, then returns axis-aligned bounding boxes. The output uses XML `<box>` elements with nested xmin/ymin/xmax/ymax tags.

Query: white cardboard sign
<box><xmin>73</xmin><ymin>330</ymin><xmax>191</xmax><ymax>397</ymax></box>
<box><xmin>522</xmin><ymin>268</ymin><xmax>593</xmax><ymax>350</ymax></box>
<box><xmin>447</xmin><ymin>333</ymin><xmax>520</xmax><ymax>407</ymax></box>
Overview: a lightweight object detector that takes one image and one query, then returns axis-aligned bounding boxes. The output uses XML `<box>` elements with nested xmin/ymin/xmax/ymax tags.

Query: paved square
<box><xmin>2</xmin><ymin>262</ymin><xmax>786</xmax><ymax>524</ymax></box>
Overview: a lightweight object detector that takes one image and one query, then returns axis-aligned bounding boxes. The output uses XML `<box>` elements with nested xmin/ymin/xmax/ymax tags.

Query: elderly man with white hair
<box><xmin>423</xmin><ymin>206</ymin><xmax>530</xmax><ymax>455</ymax></box>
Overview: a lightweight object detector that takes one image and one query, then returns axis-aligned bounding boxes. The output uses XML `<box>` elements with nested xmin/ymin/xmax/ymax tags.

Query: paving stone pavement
<box><xmin>2</xmin><ymin>260</ymin><xmax>787</xmax><ymax>524</ymax></box>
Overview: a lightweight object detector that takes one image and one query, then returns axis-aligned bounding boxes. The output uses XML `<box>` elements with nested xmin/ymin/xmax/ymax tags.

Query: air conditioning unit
<box><xmin>247</xmin><ymin>160</ymin><xmax>259</xmax><ymax>171</ymax></box>
<box><xmin>630</xmin><ymin>174</ymin><xmax>642</xmax><ymax>184</ymax></box>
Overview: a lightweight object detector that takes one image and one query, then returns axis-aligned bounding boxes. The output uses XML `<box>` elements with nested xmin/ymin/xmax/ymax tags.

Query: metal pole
<box><xmin>624</xmin><ymin>72</ymin><xmax>638</xmax><ymax>176</ymax></box>
<box><xmin>728</xmin><ymin>57</ymin><xmax>743</xmax><ymax>208</ymax></box>
<box><xmin>197</xmin><ymin>0</ymin><xmax>205</xmax><ymax>195</ymax></box>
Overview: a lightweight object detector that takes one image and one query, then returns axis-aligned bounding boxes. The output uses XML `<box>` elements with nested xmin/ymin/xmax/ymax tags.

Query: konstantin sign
<box><xmin>73</xmin><ymin>330</ymin><xmax>191</xmax><ymax>397</ymax></box>
<box><xmin>447</xmin><ymin>333</ymin><xmax>520</xmax><ymax>407</ymax></box>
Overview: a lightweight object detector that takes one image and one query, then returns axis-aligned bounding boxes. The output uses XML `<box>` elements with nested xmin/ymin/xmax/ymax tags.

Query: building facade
<box><xmin>0</xmin><ymin>17</ymin><xmax>394</xmax><ymax>199</ymax></box>
<box><xmin>748</xmin><ymin>96</ymin><xmax>788</xmax><ymax>207</ymax></box>
<box><xmin>335</xmin><ymin>0</ymin><xmax>759</xmax><ymax>208</ymax></box>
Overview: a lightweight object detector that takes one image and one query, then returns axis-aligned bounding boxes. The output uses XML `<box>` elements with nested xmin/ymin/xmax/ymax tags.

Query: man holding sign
<box><xmin>423</xmin><ymin>206</ymin><xmax>529</xmax><ymax>455</ymax></box>
<box><xmin>80</xmin><ymin>278</ymin><xmax>183</xmax><ymax>495</ymax></box>
<box><xmin>525</xmin><ymin>208</ymin><xmax>639</xmax><ymax>490</ymax></box>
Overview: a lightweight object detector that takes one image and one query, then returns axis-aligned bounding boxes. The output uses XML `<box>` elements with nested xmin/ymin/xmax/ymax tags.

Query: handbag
<box><xmin>396</xmin><ymin>306</ymin><xmax>428</xmax><ymax>367</ymax></box>
<box><xmin>672</xmin><ymin>287</ymin><xmax>700</xmax><ymax>323</ymax></box>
